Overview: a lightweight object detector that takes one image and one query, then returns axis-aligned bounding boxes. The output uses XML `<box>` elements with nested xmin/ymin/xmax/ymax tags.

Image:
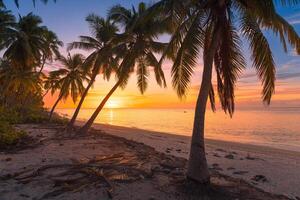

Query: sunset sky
<box><xmin>4</xmin><ymin>0</ymin><xmax>300</xmax><ymax>109</ymax></box>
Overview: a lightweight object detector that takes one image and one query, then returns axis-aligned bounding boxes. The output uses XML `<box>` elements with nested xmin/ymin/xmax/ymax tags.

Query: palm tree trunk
<box><xmin>49</xmin><ymin>94</ymin><xmax>63</xmax><ymax>120</ymax></box>
<box><xmin>42</xmin><ymin>88</ymin><xmax>50</xmax><ymax>98</ymax></box>
<box><xmin>38</xmin><ymin>56</ymin><xmax>46</xmax><ymax>75</ymax></box>
<box><xmin>66</xmin><ymin>73</ymin><xmax>97</xmax><ymax>130</ymax></box>
<box><xmin>78</xmin><ymin>80</ymin><xmax>121</xmax><ymax>134</ymax></box>
<box><xmin>186</xmin><ymin>26</ymin><xmax>222</xmax><ymax>184</ymax></box>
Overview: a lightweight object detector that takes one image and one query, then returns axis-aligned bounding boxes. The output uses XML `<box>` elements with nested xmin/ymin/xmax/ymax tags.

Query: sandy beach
<box><xmin>0</xmin><ymin>123</ymin><xmax>299</xmax><ymax>200</ymax></box>
<box><xmin>88</xmin><ymin>122</ymin><xmax>300</xmax><ymax>199</ymax></box>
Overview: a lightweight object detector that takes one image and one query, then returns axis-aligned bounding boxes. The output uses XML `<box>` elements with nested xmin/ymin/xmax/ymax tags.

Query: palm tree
<box><xmin>0</xmin><ymin>12</ymin><xmax>62</xmax><ymax>110</ymax></box>
<box><xmin>151</xmin><ymin>0</ymin><xmax>300</xmax><ymax>184</ymax></box>
<box><xmin>1</xmin><ymin>13</ymin><xmax>62</xmax><ymax>72</ymax></box>
<box><xmin>0</xmin><ymin>59</ymin><xmax>42</xmax><ymax>107</ymax></box>
<box><xmin>78</xmin><ymin>2</ymin><xmax>168</xmax><ymax>134</ymax></box>
<box><xmin>45</xmin><ymin>53</ymin><xmax>89</xmax><ymax>120</ymax></box>
<box><xmin>38</xmin><ymin>30</ymin><xmax>63</xmax><ymax>74</ymax></box>
<box><xmin>66</xmin><ymin>14</ymin><xmax>119</xmax><ymax>131</ymax></box>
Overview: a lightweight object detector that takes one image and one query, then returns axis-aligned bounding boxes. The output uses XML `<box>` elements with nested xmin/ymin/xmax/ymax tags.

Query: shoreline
<box><xmin>75</xmin><ymin>121</ymin><xmax>300</xmax><ymax>199</ymax></box>
<box><xmin>56</xmin><ymin>107</ymin><xmax>300</xmax><ymax>153</ymax></box>
<box><xmin>76</xmin><ymin>120</ymin><xmax>300</xmax><ymax>156</ymax></box>
<box><xmin>1</xmin><ymin>123</ymin><xmax>293</xmax><ymax>200</ymax></box>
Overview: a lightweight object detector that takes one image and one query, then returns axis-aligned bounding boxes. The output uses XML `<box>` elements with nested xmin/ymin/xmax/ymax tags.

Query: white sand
<box><xmin>85</xmin><ymin>122</ymin><xmax>300</xmax><ymax>199</ymax></box>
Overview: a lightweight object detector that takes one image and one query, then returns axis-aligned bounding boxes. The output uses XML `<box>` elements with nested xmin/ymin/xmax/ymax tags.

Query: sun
<box><xmin>105</xmin><ymin>99</ymin><xmax>122</xmax><ymax>109</ymax></box>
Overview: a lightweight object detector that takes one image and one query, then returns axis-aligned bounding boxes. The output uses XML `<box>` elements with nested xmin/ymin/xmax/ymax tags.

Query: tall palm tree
<box><xmin>0</xmin><ymin>12</ymin><xmax>61</xmax><ymax>110</ymax></box>
<box><xmin>1</xmin><ymin>13</ymin><xmax>62</xmax><ymax>72</ymax></box>
<box><xmin>66</xmin><ymin>14</ymin><xmax>119</xmax><ymax>130</ymax></box>
<box><xmin>45</xmin><ymin>53</ymin><xmax>89</xmax><ymax>120</ymax></box>
<box><xmin>78</xmin><ymin>2</ymin><xmax>168</xmax><ymax>134</ymax></box>
<box><xmin>151</xmin><ymin>0</ymin><xmax>300</xmax><ymax>184</ymax></box>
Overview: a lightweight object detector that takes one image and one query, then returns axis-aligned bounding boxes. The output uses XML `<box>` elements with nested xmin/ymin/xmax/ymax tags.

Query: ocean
<box><xmin>56</xmin><ymin>107</ymin><xmax>300</xmax><ymax>152</ymax></box>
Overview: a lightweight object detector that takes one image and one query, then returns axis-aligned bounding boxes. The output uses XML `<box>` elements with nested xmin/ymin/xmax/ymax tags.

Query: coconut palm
<box><xmin>38</xmin><ymin>30</ymin><xmax>63</xmax><ymax>74</ymax></box>
<box><xmin>46</xmin><ymin>53</ymin><xmax>89</xmax><ymax>120</ymax></box>
<box><xmin>78</xmin><ymin>2</ymin><xmax>168</xmax><ymax>134</ymax></box>
<box><xmin>0</xmin><ymin>59</ymin><xmax>42</xmax><ymax>107</ymax></box>
<box><xmin>66</xmin><ymin>14</ymin><xmax>119</xmax><ymax>130</ymax></box>
<box><xmin>1</xmin><ymin>13</ymin><xmax>62</xmax><ymax>72</ymax></box>
<box><xmin>151</xmin><ymin>0</ymin><xmax>300</xmax><ymax>184</ymax></box>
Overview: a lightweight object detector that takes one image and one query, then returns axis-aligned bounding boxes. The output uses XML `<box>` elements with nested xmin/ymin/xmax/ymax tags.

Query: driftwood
<box><xmin>1</xmin><ymin>153</ymin><xmax>158</xmax><ymax>199</ymax></box>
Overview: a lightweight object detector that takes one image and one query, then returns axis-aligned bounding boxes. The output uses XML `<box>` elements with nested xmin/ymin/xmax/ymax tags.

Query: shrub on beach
<box><xmin>0</xmin><ymin>121</ymin><xmax>27</xmax><ymax>146</ymax></box>
<box><xmin>0</xmin><ymin>106</ymin><xmax>46</xmax><ymax>124</ymax></box>
<box><xmin>0</xmin><ymin>106</ymin><xmax>68</xmax><ymax>124</ymax></box>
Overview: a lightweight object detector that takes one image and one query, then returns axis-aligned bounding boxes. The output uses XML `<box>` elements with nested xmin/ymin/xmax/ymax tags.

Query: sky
<box><xmin>3</xmin><ymin>0</ymin><xmax>300</xmax><ymax>110</ymax></box>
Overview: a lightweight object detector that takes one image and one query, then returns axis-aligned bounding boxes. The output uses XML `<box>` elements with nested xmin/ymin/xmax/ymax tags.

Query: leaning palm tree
<box><xmin>46</xmin><ymin>53</ymin><xmax>89</xmax><ymax>120</ymax></box>
<box><xmin>151</xmin><ymin>0</ymin><xmax>300</xmax><ymax>184</ymax></box>
<box><xmin>78</xmin><ymin>2</ymin><xmax>168</xmax><ymax>134</ymax></box>
<box><xmin>66</xmin><ymin>14</ymin><xmax>119</xmax><ymax>131</ymax></box>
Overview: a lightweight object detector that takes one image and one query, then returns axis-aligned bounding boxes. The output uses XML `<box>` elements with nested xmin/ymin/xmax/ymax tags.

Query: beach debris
<box><xmin>1</xmin><ymin>153</ymin><xmax>155</xmax><ymax>199</ymax></box>
<box><xmin>251</xmin><ymin>175</ymin><xmax>268</xmax><ymax>183</ymax></box>
<box><xmin>246</xmin><ymin>154</ymin><xmax>264</xmax><ymax>161</ymax></box>
<box><xmin>216</xmin><ymin>148</ymin><xmax>227</xmax><ymax>152</ymax></box>
<box><xmin>233</xmin><ymin>171</ymin><xmax>249</xmax><ymax>175</ymax></box>
<box><xmin>5</xmin><ymin>157</ymin><xmax>12</xmax><ymax>162</ymax></box>
<box><xmin>1</xmin><ymin>124</ymin><xmax>293</xmax><ymax>200</ymax></box>
<box><xmin>160</xmin><ymin>158</ymin><xmax>184</xmax><ymax>170</ymax></box>
<box><xmin>213</xmin><ymin>153</ymin><xmax>221</xmax><ymax>157</ymax></box>
<box><xmin>170</xmin><ymin>168</ymin><xmax>184</xmax><ymax>176</ymax></box>
<box><xmin>246</xmin><ymin>154</ymin><xmax>256</xmax><ymax>160</ymax></box>
<box><xmin>225</xmin><ymin>154</ymin><xmax>235</xmax><ymax>159</ymax></box>
<box><xmin>212</xmin><ymin>163</ymin><xmax>219</xmax><ymax>167</ymax></box>
<box><xmin>213</xmin><ymin>167</ymin><xmax>223</xmax><ymax>171</ymax></box>
<box><xmin>165</xmin><ymin>148</ymin><xmax>172</xmax><ymax>153</ymax></box>
<box><xmin>210</xmin><ymin>163</ymin><xmax>223</xmax><ymax>171</ymax></box>
<box><xmin>19</xmin><ymin>194</ymin><xmax>30</xmax><ymax>198</ymax></box>
<box><xmin>227</xmin><ymin>167</ymin><xmax>235</xmax><ymax>171</ymax></box>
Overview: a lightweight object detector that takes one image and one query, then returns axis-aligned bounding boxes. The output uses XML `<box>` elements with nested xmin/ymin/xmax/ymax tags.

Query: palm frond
<box><xmin>171</xmin><ymin>12</ymin><xmax>204</xmax><ymax>98</ymax></box>
<box><xmin>241</xmin><ymin>13</ymin><xmax>276</xmax><ymax>104</ymax></box>
<box><xmin>214</xmin><ymin>22</ymin><xmax>246</xmax><ymax>116</ymax></box>
<box><xmin>136</xmin><ymin>57</ymin><xmax>149</xmax><ymax>94</ymax></box>
<box><xmin>146</xmin><ymin>52</ymin><xmax>166</xmax><ymax>87</ymax></box>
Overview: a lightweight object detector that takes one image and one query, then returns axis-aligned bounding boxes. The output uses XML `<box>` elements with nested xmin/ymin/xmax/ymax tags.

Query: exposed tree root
<box><xmin>2</xmin><ymin>153</ymin><xmax>157</xmax><ymax>199</ymax></box>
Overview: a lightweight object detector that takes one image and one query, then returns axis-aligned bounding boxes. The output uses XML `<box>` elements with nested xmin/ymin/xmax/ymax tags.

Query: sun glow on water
<box><xmin>105</xmin><ymin>99</ymin><xmax>122</xmax><ymax>109</ymax></box>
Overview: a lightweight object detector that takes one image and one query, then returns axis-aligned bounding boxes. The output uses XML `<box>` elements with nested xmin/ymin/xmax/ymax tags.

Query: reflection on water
<box><xmin>57</xmin><ymin>108</ymin><xmax>300</xmax><ymax>152</ymax></box>
<box><xmin>109</xmin><ymin>109</ymin><xmax>114</xmax><ymax>125</ymax></box>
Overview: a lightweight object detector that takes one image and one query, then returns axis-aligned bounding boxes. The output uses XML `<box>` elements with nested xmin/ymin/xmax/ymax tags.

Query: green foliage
<box><xmin>45</xmin><ymin>53</ymin><xmax>88</xmax><ymax>103</ymax></box>
<box><xmin>0</xmin><ymin>121</ymin><xmax>26</xmax><ymax>146</ymax></box>
<box><xmin>0</xmin><ymin>106</ymin><xmax>67</xmax><ymax>124</ymax></box>
<box><xmin>108</xmin><ymin>3</ymin><xmax>168</xmax><ymax>90</ymax></box>
<box><xmin>151</xmin><ymin>0</ymin><xmax>300</xmax><ymax>115</ymax></box>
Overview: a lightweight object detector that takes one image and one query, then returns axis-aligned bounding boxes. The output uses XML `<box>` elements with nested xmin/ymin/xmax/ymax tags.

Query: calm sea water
<box><xmin>56</xmin><ymin>108</ymin><xmax>300</xmax><ymax>152</ymax></box>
